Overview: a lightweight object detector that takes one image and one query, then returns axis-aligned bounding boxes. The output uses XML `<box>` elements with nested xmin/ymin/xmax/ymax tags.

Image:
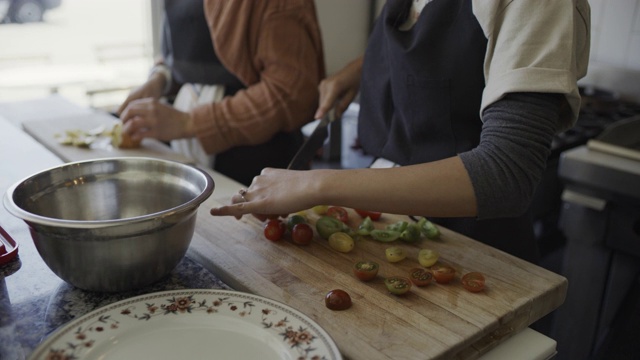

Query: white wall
<box><xmin>314</xmin><ymin>0</ymin><xmax>373</xmax><ymax>75</ymax></box>
<box><xmin>579</xmin><ymin>0</ymin><xmax>640</xmax><ymax>102</ymax></box>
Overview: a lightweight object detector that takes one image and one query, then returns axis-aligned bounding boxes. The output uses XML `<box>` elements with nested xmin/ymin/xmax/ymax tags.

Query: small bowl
<box><xmin>3</xmin><ymin>157</ymin><xmax>214</xmax><ymax>292</ymax></box>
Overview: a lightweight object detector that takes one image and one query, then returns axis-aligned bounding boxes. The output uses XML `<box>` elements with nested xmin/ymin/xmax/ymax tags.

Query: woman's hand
<box><xmin>210</xmin><ymin>168</ymin><xmax>326</xmax><ymax>220</ymax></box>
<box><xmin>116</xmin><ymin>73</ymin><xmax>166</xmax><ymax>116</ymax></box>
<box><xmin>314</xmin><ymin>57</ymin><xmax>364</xmax><ymax>119</ymax></box>
<box><xmin>119</xmin><ymin>98</ymin><xmax>194</xmax><ymax>142</ymax></box>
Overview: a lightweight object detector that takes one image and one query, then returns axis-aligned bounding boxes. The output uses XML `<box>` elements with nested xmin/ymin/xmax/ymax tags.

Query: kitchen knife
<box><xmin>287</xmin><ymin>111</ymin><xmax>337</xmax><ymax>170</ymax></box>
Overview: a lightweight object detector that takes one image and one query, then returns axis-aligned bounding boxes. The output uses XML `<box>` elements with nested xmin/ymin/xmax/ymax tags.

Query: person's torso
<box><xmin>358</xmin><ymin>0</ymin><xmax>487</xmax><ymax>165</ymax></box>
<box><xmin>162</xmin><ymin>0</ymin><xmax>244</xmax><ymax>92</ymax></box>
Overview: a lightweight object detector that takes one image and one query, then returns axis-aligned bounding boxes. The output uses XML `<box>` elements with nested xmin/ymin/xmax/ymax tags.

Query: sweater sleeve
<box><xmin>459</xmin><ymin>92</ymin><xmax>562</xmax><ymax>219</ymax></box>
<box><xmin>193</xmin><ymin>0</ymin><xmax>325</xmax><ymax>155</ymax></box>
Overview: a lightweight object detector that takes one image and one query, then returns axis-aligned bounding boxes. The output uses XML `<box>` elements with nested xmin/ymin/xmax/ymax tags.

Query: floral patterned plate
<box><xmin>29</xmin><ymin>289</ymin><xmax>342</xmax><ymax>360</ymax></box>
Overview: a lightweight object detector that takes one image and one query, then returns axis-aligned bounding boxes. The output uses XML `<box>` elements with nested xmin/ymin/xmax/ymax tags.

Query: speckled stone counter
<box><xmin>0</xmin><ymin>114</ymin><xmax>231</xmax><ymax>360</ymax></box>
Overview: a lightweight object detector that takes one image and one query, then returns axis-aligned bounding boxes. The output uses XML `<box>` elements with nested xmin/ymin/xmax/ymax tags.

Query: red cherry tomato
<box><xmin>325</xmin><ymin>289</ymin><xmax>352</xmax><ymax>310</ymax></box>
<box><xmin>291</xmin><ymin>223</ymin><xmax>313</xmax><ymax>245</ymax></box>
<box><xmin>353</xmin><ymin>260</ymin><xmax>379</xmax><ymax>282</ymax></box>
<box><xmin>354</xmin><ymin>209</ymin><xmax>382</xmax><ymax>221</ymax></box>
<box><xmin>327</xmin><ymin>206</ymin><xmax>349</xmax><ymax>223</ymax></box>
<box><xmin>461</xmin><ymin>272</ymin><xmax>486</xmax><ymax>293</ymax></box>
<box><xmin>431</xmin><ymin>263</ymin><xmax>456</xmax><ymax>284</ymax></box>
<box><xmin>409</xmin><ymin>268</ymin><xmax>433</xmax><ymax>287</ymax></box>
<box><xmin>263</xmin><ymin>219</ymin><xmax>285</xmax><ymax>242</ymax></box>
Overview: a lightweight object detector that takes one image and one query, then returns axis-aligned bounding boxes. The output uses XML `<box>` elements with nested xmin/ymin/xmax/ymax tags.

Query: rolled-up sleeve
<box><xmin>194</xmin><ymin>0</ymin><xmax>325</xmax><ymax>155</ymax></box>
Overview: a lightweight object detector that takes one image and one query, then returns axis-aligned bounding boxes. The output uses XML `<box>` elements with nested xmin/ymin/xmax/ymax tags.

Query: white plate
<box><xmin>29</xmin><ymin>289</ymin><xmax>342</xmax><ymax>360</ymax></box>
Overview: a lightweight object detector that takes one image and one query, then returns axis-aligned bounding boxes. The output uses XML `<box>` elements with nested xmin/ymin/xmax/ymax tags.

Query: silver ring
<box><xmin>238</xmin><ymin>189</ymin><xmax>248</xmax><ymax>202</ymax></box>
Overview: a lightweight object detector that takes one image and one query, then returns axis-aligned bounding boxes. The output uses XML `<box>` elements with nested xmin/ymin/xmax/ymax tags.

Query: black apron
<box><xmin>359</xmin><ymin>0</ymin><xmax>539</xmax><ymax>262</ymax></box>
<box><xmin>162</xmin><ymin>0</ymin><xmax>304</xmax><ymax>186</ymax></box>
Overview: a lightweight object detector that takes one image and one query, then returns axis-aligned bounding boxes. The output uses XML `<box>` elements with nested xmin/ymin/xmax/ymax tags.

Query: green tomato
<box><xmin>287</xmin><ymin>214</ymin><xmax>307</xmax><ymax>231</ymax></box>
<box><xmin>370</xmin><ymin>229</ymin><xmax>401</xmax><ymax>242</ymax></box>
<box><xmin>386</xmin><ymin>221</ymin><xmax>408</xmax><ymax>233</ymax></box>
<box><xmin>417</xmin><ymin>217</ymin><xmax>440</xmax><ymax>239</ymax></box>
<box><xmin>316</xmin><ymin>216</ymin><xmax>348</xmax><ymax>240</ymax></box>
<box><xmin>357</xmin><ymin>216</ymin><xmax>374</xmax><ymax>236</ymax></box>
<box><xmin>384</xmin><ymin>276</ymin><xmax>412</xmax><ymax>295</ymax></box>
<box><xmin>400</xmin><ymin>223</ymin><xmax>421</xmax><ymax>242</ymax></box>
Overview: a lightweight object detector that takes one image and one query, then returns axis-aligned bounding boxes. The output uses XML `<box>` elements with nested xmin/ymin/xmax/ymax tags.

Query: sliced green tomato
<box><xmin>400</xmin><ymin>223</ymin><xmax>421</xmax><ymax>242</ymax></box>
<box><xmin>357</xmin><ymin>216</ymin><xmax>375</xmax><ymax>236</ymax></box>
<box><xmin>385</xmin><ymin>246</ymin><xmax>406</xmax><ymax>263</ymax></box>
<box><xmin>328</xmin><ymin>232</ymin><xmax>355</xmax><ymax>253</ymax></box>
<box><xmin>384</xmin><ymin>276</ymin><xmax>412</xmax><ymax>295</ymax></box>
<box><xmin>417</xmin><ymin>217</ymin><xmax>440</xmax><ymax>239</ymax></box>
<box><xmin>418</xmin><ymin>248</ymin><xmax>440</xmax><ymax>267</ymax></box>
<box><xmin>386</xmin><ymin>220</ymin><xmax>408</xmax><ymax>233</ymax></box>
<box><xmin>370</xmin><ymin>229</ymin><xmax>401</xmax><ymax>242</ymax></box>
<box><xmin>316</xmin><ymin>216</ymin><xmax>349</xmax><ymax>240</ymax></box>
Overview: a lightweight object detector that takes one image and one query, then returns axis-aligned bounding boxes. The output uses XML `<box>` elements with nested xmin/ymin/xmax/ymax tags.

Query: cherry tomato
<box><xmin>291</xmin><ymin>223</ymin><xmax>313</xmax><ymax>245</ymax></box>
<box><xmin>431</xmin><ymin>263</ymin><xmax>456</xmax><ymax>284</ymax></box>
<box><xmin>461</xmin><ymin>272</ymin><xmax>486</xmax><ymax>293</ymax></box>
<box><xmin>384</xmin><ymin>276</ymin><xmax>412</xmax><ymax>295</ymax></box>
<box><xmin>354</xmin><ymin>209</ymin><xmax>382</xmax><ymax>221</ymax></box>
<box><xmin>409</xmin><ymin>268</ymin><xmax>433</xmax><ymax>287</ymax></box>
<box><xmin>353</xmin><ymin>260</ymin><xmax>379</xmax><ymax>281</ymax></box>
<box><xmin>418</xmin><ymin>248</ymin><xmax>440</xmax><ymax>267</ymax></box>
<box><xmin>385</xmin><ymin>246</ymin><xmax>406</xmax><ymax>263</ymax></box>
<box><xmin>287</xmin><ymin>214</ymin><xmax>307</xmax><ymax>231</ymax></box>
<box><xmin>316</xmin><ymin>216</ymin><xmax>349</xmax><ymax>240</ymax></box>
<box><xmin>325</xmin><ymin>289</ymin><xmax>352</xmax><ymax>310</ymax></box>
<box><xmin>327</xmin><ymin>206</ymin><xmax>349</xmax><ymax>223</ymax></box>
<box><xmin>370</xmin><ymin>229</ymin><xmax>401</xmax><ymax>242</ymax></box>
<box><xmin>328</xmin><ymin>232</ymin><xmax>355</xmax><ymax>253</ymax></box>
<box><xmin>263</xmin><ymin>219</ymin><xmax>285</xmax><ymax>242</ymax></box>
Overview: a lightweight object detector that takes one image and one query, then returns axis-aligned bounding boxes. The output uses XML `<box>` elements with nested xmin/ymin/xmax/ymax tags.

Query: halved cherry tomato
<box><xmin>354</xmin><ymin>209</ymin><xmax>382</xmax><ymax>221</ymax></box>
<box><xmin>385</xmin><ymin>246</ymin><xmax>406</xmax><ymax>263</ymax></box>
<box><xmin>325</xmin><ymin>289</ymin><xmax>352</xmax><ymax>310</ymax></box>
<box><xmin>353</xmin><ymin>260</ymin><xmax>379</xmax><ymax>281</ymax></box>
<box><xmin>370</xmin><ymin>229</ymin><xmax>401</xmax><ymax>242</ymax></box>
<box><xmin>263</xmin><ymin>219</ymin><xmax>286</xmax><ymax>242</ymax></box>
<box><xmin>327</xmin><ymin>206</ymin><xmax>349</xmax><ymax>223</ymax></box>
<box><xmin>418</xmin><ymin>248</ymin><xmax>439</xmax><ymax>267</ymax></box>
<box><xmin>461</xmin><ymin>272</ymin><xmax>486</xmax><ymax>293</ymax></box>
<box><xmin>384</xmin><ymin>276</ymin><xmax>412</xmax><ymax>295</ymax></box>
<box><xmin>357</xmin><ymin>216</ymin><xmax>375</xmax><ymax>236</ymax></box>
<box><xmin>292</xmin><ymin>223</ymin><xmax>313</xmax><ymax>245</ymax></box>
<box><xmin>431</xmin><ymin>263</ymin><xmax>456</xmax><ymax>284</ymax></box>
<box><xmin>409</xmin><ymin>268</ymin><xmax>434</xmax><ymax>287</ymax></box>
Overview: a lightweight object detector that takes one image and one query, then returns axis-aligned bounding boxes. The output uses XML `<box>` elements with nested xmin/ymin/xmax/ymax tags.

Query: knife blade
<box><xmin>287</xmin><ymin>111</ymin><xmax>337</xmax><ymax>170</ymax></box>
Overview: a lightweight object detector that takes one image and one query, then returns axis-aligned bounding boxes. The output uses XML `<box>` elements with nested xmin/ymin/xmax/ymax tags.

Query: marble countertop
<box><xmin>0</xmin><ymin>110</ymin><xmax>233</xmax><ymax>359</ymax></box>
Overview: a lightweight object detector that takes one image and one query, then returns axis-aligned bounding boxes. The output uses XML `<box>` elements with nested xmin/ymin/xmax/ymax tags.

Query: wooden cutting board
<box><xmin>187</xmin><ymin>204</ymin><xmax>567</xmax><ymax>360</ymax></box>
<box><xmin>20</xmin><ymin>110</ymin><xmax>567</xmax><ymax>359</ymax></box>
<box><xmin>21</xmin><ymin>111</ymin><xmax>192</xmax><ymax>164</ymax></box>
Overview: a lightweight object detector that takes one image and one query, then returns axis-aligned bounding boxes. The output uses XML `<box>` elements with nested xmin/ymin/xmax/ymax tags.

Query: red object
<box><xmin>326</xmin><ymin>206</ymin><xmax>349</xmax><ymax>223</ymax></box>
<box><xmin>354</xmin><ymin>209</ymin><xmax>382</xmax><ymax>221</ymax></box>
<box><xmin>0</xmin><ymin>225</ymin><xmax>19</xmax><ymax>265</ymax></box>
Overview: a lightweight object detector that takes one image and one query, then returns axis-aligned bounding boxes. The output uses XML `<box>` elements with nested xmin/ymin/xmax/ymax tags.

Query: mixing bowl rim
<box><xmin>2</xmin><ymin>156</ymin><xmax>215</xmax><ymax>229</ymax></box>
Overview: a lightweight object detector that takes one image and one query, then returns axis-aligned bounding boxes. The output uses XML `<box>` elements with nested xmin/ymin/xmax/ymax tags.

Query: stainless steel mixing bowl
<box><xmin>3</xmin><ymin>157</ymin><xmax>214</xmax><ymax>292</ymax></box>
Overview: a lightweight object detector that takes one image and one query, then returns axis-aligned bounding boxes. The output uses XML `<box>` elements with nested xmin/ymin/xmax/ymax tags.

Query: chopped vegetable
<box><xmin>357</xmin><ymin>216</ymin><xmax>374</xmax><ymax>236</ymax></box>
<box><xmin>385</xmin><ymin>246</ymin><xmax>406</xmax><ymax>263</ymax></box>
<box><xmin>384</xmin><ymin>276</ymin><xmax>412</xmax><ymax>295</ymax></box>
<box><xmin>370</xmin><ymin>229</ymin><xmax>401</xmax><ymax>242</ymax></box>
<box><xmin>417</xmin><ymin>248</ymin><xmax>439</xmax><ymax>267</ymax></box>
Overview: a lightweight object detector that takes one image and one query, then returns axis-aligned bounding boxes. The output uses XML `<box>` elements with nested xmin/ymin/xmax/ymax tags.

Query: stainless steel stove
<box><xmin>550</xmin><ymin>115</ymin><xmax>640</xmax><ymax>360</ymax></box>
